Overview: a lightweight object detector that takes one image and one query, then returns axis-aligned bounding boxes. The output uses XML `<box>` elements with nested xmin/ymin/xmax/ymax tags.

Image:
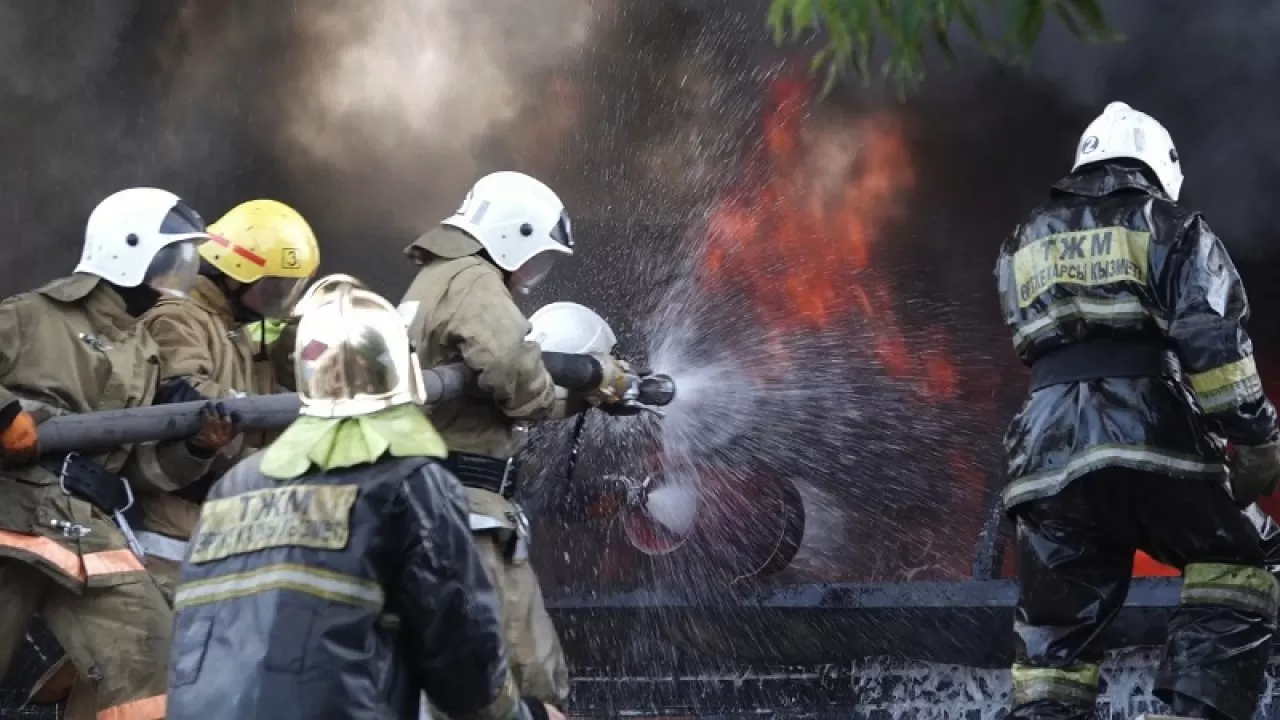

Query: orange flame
<box><xmin>697</xmin><ymin>70</ymin><xmax>959</xmax><ymax>401</ymax></box>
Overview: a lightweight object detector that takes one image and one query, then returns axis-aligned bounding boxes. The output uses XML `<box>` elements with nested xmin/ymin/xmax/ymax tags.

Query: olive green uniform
<box><xmin>402</xmin><ymin>227</ymin><xmax>569</xmax><ymax>707</ymax></box>
<box><xmin>0</xmin><ymin>274</ymin><xmax>214</xmax><ymax>719</ymax></box>
<box><xmin>138</xmin><ymin>276</ymin><xmax>279</xmax><ymax>600</ymax></box>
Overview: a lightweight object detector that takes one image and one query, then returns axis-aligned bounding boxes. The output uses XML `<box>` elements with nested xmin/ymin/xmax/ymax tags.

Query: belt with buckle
<box><xmin>40</xmin><ymin>453</ymin><xmax>142</xmax><ymax>525</ymax></box>
<box><xmin>442</xmin><ymin>451</ymin><xmax>519</xmax><ymax>499</ymax></box>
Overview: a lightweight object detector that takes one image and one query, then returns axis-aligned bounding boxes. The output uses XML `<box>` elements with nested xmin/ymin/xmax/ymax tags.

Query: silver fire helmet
<box><xmin>293</xmin><ymin>275</ymin><xmax>426</xmax><ymax>418</ymax></box>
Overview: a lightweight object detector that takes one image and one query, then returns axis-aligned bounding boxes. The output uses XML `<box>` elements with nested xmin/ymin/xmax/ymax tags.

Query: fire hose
<box><xmin>35</xmin><ymin>357</ymin><xmax>678</xmax><ymax>456</ymax></box>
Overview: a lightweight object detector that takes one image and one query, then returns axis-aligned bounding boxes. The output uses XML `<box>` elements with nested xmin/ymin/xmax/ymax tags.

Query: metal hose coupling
<box><xmin>636</xmin><ymin>374</ymin><xmax>677</xmax><ymax>407</ymax></box>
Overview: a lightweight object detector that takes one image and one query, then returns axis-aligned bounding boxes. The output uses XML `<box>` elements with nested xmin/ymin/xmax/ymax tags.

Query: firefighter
<box><xmin>401</xmin><ymin>171</ymin><xmax>637</xmax><ymax>709</ymax></box>
<box><xmin>138</xmin><ymin>198</ymin><xmax>319</xmax><ymax>601</ymax></box>
<box><xmin>166</xmin><ymin>277</ymin><xmax>562</xmax><ymax>720</ymax></box>
<box><xmin>996</xmin><ymin>101</ymin><xmax>1280</xmax><ymax>720</ymax></box>
<box><xmin>0</xmin><ymin>187</ymin><xmax>233</xmax><ymax>719</ymax></box>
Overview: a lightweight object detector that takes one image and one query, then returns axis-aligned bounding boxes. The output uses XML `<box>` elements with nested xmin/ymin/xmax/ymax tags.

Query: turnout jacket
<box><xmin>140</xmin><ymin>275</ymin><xmax>279</xmax><ymax>539</ymax></box>
<box><xmin>995</xmin><ymin>164</ymin><xmax>1279</xmax><ymax>509</ymax></box>
<box><xmin>167</xmin><ymin>451</ymin><xmax>525</xmax><ymax>720</ymax></box>
<box><xmin>0</xmin><ymin>274</ymin><xmax>213</xmax><ymax>589</ymax></box>
<box><xmin>402</xmin><ymin>230</ymin><xmax>561</xmax><ymax>531</ymax></box>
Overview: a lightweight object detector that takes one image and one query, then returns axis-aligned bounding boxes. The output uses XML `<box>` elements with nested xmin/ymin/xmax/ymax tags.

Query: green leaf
<box><xmin>1013</xmin><ymin>0</ymin><xmax>1048</xmax><ymax>54</ymax></box>
<box><xmin>933</xmin><ymin>20</ymin><xmax>957</xmax><ymax>61</ymax></box>
<box><xmin>955</xmin><ymin>1</ymin><xmax>996</xmax><ymax>56</ymax></box>
<box><xmin>1052</xmin><ymin>0</ymin><xmax>1084</xmax><ymax>38</ymax></box>
<box><xmin>1065</xmin><ymin>0</ymin><xmax>1109</xmax><ymax>32</ymax></box>
<box><xmin>767</xmin><ymin>0</ymin><xmax>790</xmax><ymax>42</ymax></box>
<box><xmin>898</xmin><ymin>0</ymin><xmax>924</xmax><ymax>50</ymax></box>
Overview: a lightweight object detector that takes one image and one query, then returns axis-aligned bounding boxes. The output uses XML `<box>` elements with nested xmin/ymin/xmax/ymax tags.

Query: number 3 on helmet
<box><xmin>203</xmin><ymin>199</ymin><xmax>322</xmax><ymax>318</ymax></box>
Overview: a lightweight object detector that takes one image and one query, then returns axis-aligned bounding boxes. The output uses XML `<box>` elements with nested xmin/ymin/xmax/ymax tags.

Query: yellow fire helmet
<box><xmin>202</xmin><ymin>199</ymin><xmax>321</xmax><ymax>317</ymax></box>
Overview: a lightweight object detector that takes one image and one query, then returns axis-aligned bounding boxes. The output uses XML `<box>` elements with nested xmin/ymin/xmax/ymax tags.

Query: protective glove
<box><xmin>0</xmin><ymin>403</ymin><xmax>39</xmax><ymax>468</ymax></box>
<box><xmin>187</xmin><ymin>402</ymin><xmax>241</xmax><ymax>457</ymax></box>
<box><xmin>589</xmin><ymin>354</ymin><xmax>637</xmax><ymax>406</ymax></box>
<box><xmin>1230</xmin><ymin>440</ymin><xmax>1280</xmax><ymax>507</ymax></box>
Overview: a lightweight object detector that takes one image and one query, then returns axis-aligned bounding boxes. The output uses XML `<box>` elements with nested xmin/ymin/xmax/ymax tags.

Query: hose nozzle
<box><xmin>637</xmin><ymin>374</ymin><xmax>677</xmax><ymax>407</ymax></box>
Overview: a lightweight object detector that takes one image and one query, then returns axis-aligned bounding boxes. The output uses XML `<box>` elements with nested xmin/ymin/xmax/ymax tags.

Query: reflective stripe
<box><xmin>0</xmin><ymin>531</ymin><xmax>143</xmax><ymax>582</ymax></box>
<box><xmin>1188</xmin><ymin>356</ymin><xmax>1264</xmax><ymax>414</ymax></box>
<box><xmin>97</xmin><ymin>693</ymin><xmax>166</xmax><ymax>720</ymax></box>
<box><xmin>1003</xmin><ymin>444</ymin><xmax>1223</xmax><ymax>509</ymax></box>
<box><xmin>469</xmin><ymin>513</ymin><xmax>508</xmax><ymax>532</ymax></box>
<box><xmin>1182</xmin><ymin>562</ymin><xmax>1280</xmax><ymax>617</ymax></box>
<box><xmin>1012</xmin><ymin>297</ymin><xmax>1166</xmax><ymax>352</ymax></box>
<box><xmin>174</xmin><ymin>563</ymin><xmax>384</xmax><ymax>610</ymax></box>
<box><xmin>83</xmin><ymin>549</ymin><xmax>146</xmax><ymax>577</ymax></box>
<box><xmin>136</xmin><ymin>531</ymin><xmax>188</xmax><ymax>563</ymax></box>
<box><xmin>206</xmin><ymin>234</ymin><xmax>267</xmax><ymax>267</ymax></box>
<box><xmin>0</xmin><ymin>529</ymin><xmax>83</xmax><ymax>580</ymax></box>
<box><xmin>1011</xmin><ymin>663</ymin><xmax>1100</xmax><ymax>707</ymax></box>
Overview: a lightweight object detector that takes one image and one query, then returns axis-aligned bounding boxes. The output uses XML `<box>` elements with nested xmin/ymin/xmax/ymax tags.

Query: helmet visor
<box><xmin>509</xmin><ymin>251</ymin><xmax>558</xmax><ymax>295</ymax></box>
<box><xmin>550</xmin><ymin>210</ymin><xmax>574</xmax><ymax>250</ymax></box>
<box><xmin>243</xmin><ymin>275</ymin><xmax>310</xmax><ymax>318</ymax></box>
<box><xmin>159</xmin><ymin>200</ymin><xmax>207</xmax><ymax>235</ymax></box>
<box><xmin>144</xmin><ymin>240</ymin><xmax>200</xmax><ymax>297</ymax></box>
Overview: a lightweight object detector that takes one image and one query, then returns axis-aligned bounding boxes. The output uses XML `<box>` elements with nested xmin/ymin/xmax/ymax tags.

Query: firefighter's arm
<box><xmin>143</xmin><ymin>305</ymin><xmax>239</xmax><ymax>399</ymax></box>
<box><xmin>445</xmin><ymin>270</ymin><xmax>558</xmax><ymax>421</ymax></box>
<box><xmin>0</xmin><ymin>300</ymin><xmax>38</xmax><ymax>464</ymax></box>
<box><xmin>122</xmin><ymin>437</ymin><xmax>218</xmax><ymax>493</ymax></box>
<box><xmin>396</xmin><ymin>463</ymin><xmax>529</xmax><ymax>720</ymax></box>
<box><xmin>1164</xmin><ymin>217</ymin><xmax>1280</xmax><ymax>445</ymax></box>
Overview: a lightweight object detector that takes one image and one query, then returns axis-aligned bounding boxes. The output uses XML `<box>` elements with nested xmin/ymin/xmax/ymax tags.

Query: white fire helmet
<box><xmin>441</xmin><ymin>171</ymin><xmax>574</xmax><ymax>295</ymax></box>
<box><xmin>76</xmin><ymin>187</ymin><xmax>209</xmax><ymax>296</ymax></box>
<box><xmin>1072</xmin><ymin>101</ymin><xmax>1184</xmax><ymax>201</ymax></box>
<box><xmin>293</xmin><ymin>275</ymin><xmax>427</xmax><ymax>419</ymax></box>
<box><xmin>526</xmin><ymin>301</ymin><xmax>617</xmax><ymax>356</ymax></box>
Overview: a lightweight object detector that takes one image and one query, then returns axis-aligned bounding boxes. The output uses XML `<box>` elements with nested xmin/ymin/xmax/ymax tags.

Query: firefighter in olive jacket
<box><xmin>402</xmin><ymin>171</ymin><xmax>637</xmax><ymax>708</ymax></box>
<box><xmin>167</xmin><ymin>277</ymin><xmax>559</xmax><ymax>720</ymax></box>
<box><xmin>0</xmin><ymin>188</ymin><xmax>235</xmax><ymax>720</ymax></box>
<box><xmin>996</xmin><ymin>102</ymin><xmax>1280</xmax><ymax>720</ymax></box>
<box><xmin>139</xmin><ymin>199</ymin><xmax>319</xmax><ymax>601</ymax></box>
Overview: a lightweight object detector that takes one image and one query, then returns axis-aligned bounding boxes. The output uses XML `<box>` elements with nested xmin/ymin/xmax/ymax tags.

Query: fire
<box><xmin>697</xmin><ymin>69</ymin><xmax>959</xmax><ymax>401</ymax></box>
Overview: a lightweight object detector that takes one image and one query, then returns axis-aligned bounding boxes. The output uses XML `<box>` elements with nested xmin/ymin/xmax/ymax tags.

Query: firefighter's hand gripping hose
<box><xmin>1231</xmin><ymin>439</ymin><xmax>1280</xmax><ymax>506</ymax></box>
<box><xmin>540</xmin><ymin>350</ymin><xmax>677</xmax><ymax>415</ymax></box>
<box><xmin>187</xmin><ymin>401</ymin><xmax>242</xmax><ymax>456</ymax></box>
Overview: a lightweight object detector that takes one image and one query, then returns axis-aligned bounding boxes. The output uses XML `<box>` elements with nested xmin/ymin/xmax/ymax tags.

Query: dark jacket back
<box><xmin>167</xmin><ymin>452</ymin><xmax>520</xmax><ymax>720</ymax></box>
<box><xmin>995</xmin><ymin>164</ymin><xmax>1278</xmax><ymax>509</ymax></box>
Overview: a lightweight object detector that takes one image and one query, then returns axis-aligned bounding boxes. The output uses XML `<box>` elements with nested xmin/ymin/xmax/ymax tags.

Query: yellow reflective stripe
<box><xmin>1182</xmin><ymin>562</ymin><xmax>1279</xmax><ymax>616</ymax></box>
<box><xmin>1188</xmin><ymin>356</ymin><xmax>1264</xmax><ymax>414</ymax></box>
<box><xmin>1003</xmin><ymin>444</ymin><xmax>1224</xmax><ymax>509</ymax></box>
<box><xmin>174</xmin><ymin>563</ymin><xmax>383</xmax><ymax>610</ymax></box>
<box><xmin>1011</xmin><ymin>663</ymin><xmax>1100</xmax><ymax>706</ymax></box>
<box><xmin>1012</xmin><ymin>297</ymin><xmax>1165</xmax><ymax>352</ymax></box>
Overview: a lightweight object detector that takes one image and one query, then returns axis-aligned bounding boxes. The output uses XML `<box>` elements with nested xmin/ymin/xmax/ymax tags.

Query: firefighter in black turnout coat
<box><xmin>995</xmin><ymin>101</ymin><xmax>1280</xmax><ymax>720</ymax></box>
<box><xmin>166</xmin><ymin>277</ymin><xmax>556</xmax><ymax>720</ymax></box>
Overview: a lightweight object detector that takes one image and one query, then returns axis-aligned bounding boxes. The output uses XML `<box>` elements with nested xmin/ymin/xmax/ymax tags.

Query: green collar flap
<box><xmin>260</xmin><ymin>405</ymin><xmax>448</xmax><ymax>479</ymax></box>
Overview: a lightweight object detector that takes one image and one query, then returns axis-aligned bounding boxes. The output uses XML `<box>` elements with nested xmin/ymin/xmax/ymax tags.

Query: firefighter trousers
<box><xmin>0</xmin><ymin>558</ymin><xmax>171</xmax><ymax>720</ymax></box>
<box><xmin>1008</xmin><ymin>468</ymin><xmax>1277</xmax><ymax>720</ymax></box>
<box><xmin>426</xmin><ymin>531</ymin><xmax>569</xmax><ymax>718</ymax></box>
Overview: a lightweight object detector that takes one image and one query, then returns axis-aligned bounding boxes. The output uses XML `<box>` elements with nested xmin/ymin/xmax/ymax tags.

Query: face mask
<box><xmin>143</xmin><ymin>240</ymin><xmax>200</xmax><ymax>297</ymax></box>
<box><xmin>242</xmin><ymin>276</ymin><xmax>310</xmax><ymax>318</ymax></box>
<box><xmin>507</xmin><ymin>252</ymin><xmax>557</xmax><ymax>295</ymax></box>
